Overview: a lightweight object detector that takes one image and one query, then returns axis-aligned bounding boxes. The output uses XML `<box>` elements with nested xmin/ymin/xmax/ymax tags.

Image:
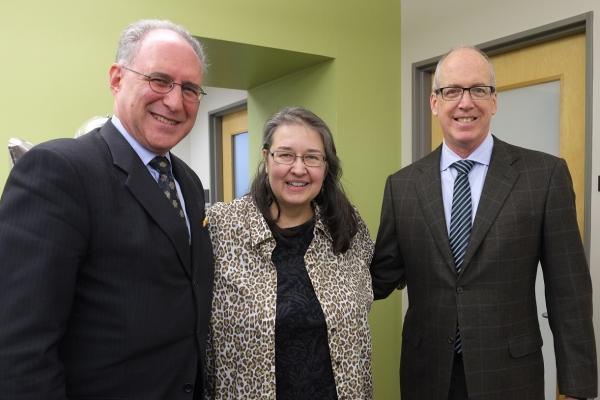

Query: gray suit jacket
<box><xmin>370</xmin><ymin>136</ymin><xmax>596</xmax><ymax>400</ymax></box>
<box><xmin>0</xmin><ymin>121</ymin><xmax>214</xmax><ymax>399</ymax></box>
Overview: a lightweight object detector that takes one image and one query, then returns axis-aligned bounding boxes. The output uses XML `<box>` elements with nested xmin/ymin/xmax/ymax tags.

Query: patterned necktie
<box><xmin>149</xmin><ymin>156</ymin><xmax>186</xmax><ymax>222</ymax></box>
<box><xmin>449</xmin><ymin>159</ymin><xmax>475</xmax><ymax>354</ymax></box>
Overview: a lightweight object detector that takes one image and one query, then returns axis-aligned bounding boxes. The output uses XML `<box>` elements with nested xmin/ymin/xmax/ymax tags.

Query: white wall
<box><xmin>401</xmin><ymin>0</ymin><xmax>600</xmax><ymax>388</ymax></box>
<box><xmin>173</xmin><ymin>86</ymin><xmax>247</xmax><ymax>195</ymax></box>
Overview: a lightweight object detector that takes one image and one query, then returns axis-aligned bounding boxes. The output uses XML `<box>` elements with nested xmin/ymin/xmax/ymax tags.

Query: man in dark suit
<box><xmin>0</xmin><ymin>20</ymin><xmax>213</xmax><ymax>399</ymax></box>
<box><xmin>370</xmin><ymin>46</ymin><xmax>596</xmax><ymax>400</ymax></box>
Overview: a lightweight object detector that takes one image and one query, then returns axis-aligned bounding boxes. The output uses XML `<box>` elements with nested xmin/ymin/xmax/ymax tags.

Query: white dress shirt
<box><xmin>440</xmin><ymin>133</ymin><xmax>494</xmax><ymax>233</ymax></box>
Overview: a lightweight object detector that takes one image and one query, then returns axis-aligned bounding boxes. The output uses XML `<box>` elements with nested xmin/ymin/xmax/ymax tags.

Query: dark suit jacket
<box><xmin>371</xmin><ymin>137</ymin><xmax>596</xmax><ymax>400</ymax></box>
<box><xmin>0</xmin><ymin>121</ymin><xmax>214</xmax><ymax>400</ymax></box>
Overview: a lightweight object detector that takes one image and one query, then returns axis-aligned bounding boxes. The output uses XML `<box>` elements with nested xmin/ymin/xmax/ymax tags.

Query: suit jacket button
<box><xmin>456</xmin><ymin>286</ymin><xmax>464</xmax><ymax>294</ymax></box>
<box><xmin>447</xmin><ymin>336</ymin><xmax>454</xmax><ymax>344</ymax></box>
<box><xmin>183</xmin><ymin>383</ymin><xmax>194</xmax><ymax>393</ymax></box>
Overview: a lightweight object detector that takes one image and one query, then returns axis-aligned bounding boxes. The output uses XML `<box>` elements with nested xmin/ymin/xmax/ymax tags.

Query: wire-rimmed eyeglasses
<box><xmin>434</xmin><ymin>85</ymin><xmax>495</xmax><ymax>101</ymax></box>
<box><xmin>270</xmin><ymin>150</ymin><xmax>326</xmax><ymax>167</ymax></box>
<box><xmin>121</xmin><ymin>65</ymin><xmax>207</xmax><ymax>102</ymax></box>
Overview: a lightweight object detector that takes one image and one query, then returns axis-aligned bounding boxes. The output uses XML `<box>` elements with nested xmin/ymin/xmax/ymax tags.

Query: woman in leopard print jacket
<box><xmin>205</xmin><ymin>107</ymin><xmax>374</xmax><ymax>400</ymax></box>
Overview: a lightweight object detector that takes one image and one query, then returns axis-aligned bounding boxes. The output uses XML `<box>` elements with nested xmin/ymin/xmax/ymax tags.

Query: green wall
<box><xmin>0</xmin><ymin>0</ymin><xmax>402</xmax><ymax>398</ymax></box>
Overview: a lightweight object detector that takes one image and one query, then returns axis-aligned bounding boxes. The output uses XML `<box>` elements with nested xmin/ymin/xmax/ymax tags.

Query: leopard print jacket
<box><xmin>204</xmin><ymin>195</ymin><xmax>374</xmax><ymax>399</ymax></box>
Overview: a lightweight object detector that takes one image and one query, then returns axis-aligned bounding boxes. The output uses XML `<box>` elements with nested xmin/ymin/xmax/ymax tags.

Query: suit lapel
<box><xmin>171</xmin><ymin>158</ymin><xmax>202</xmax><ymax>238</ymax></box>
<box><xmin>171</xmin><ymin>153</ymin><xmax>214</xmax><ymax>341</ymax></box>
<box><xmin>415</xmin><ymin>147</ymin><xmax>456</xmax><ymax>273</ymax></box>
<box><xmin>100</xmin><ymin>122</ymin><xmax>192</xmax><ymax>277</ymax></box>
<box><xmin>461</xmin><ymin>137</ymin><xmax>519</xmax><ymax>271</ymax></box>
<box><xmin>170</xmin><ymin>155</ymin><xmax>205</xmax><ymax>277</ymax></box>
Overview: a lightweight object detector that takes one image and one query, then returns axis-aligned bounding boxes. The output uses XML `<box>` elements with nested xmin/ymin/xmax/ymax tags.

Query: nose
<box><xmin>290</xmin><ymin>156</ymin><xmax>307</xmax><ymax>173</ymax></box>
<box><xmin>161</xmin><ymin>86</ymin><xmax>185</xmax><ymax>110</ymax></box>
<box><xmin>458</xmin><ymin>90</ymin><xmax>475</xmax><ymax>108</ymax></box>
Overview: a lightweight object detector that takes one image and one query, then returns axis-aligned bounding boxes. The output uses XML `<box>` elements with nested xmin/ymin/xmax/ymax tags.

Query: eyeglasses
<box><xmin>434</xmin><ymin>85</ymin><xmax>495</xmax><ymax>101</ymax></box>
<box><xmin>270</xmin><ymin>150</ymin><xmax>326</xmax><ymax>167</ymax></box>
<box><xmin>121</xmin><ymin>66</ymin><xmax>207</xmax><ymax>102</ymax></box>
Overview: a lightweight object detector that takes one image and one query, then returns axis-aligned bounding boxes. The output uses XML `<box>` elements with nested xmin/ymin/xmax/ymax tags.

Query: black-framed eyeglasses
<box><xmin>121</xmin><ymin>65</ymin><xmax>207</xmax><ymax>102</ymax></box>
<box><xmin>270</xmin><ymin>150</ymin><xmax>326</xmax><ymax>167</ymax></box>
<box><xmin>434</xmin><ymin>85</ymin><xmax>495</xmax><ymax>101</ymax></box>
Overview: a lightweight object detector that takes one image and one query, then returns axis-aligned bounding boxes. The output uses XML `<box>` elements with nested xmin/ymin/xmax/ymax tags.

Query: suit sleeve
<box><xmin>370</xmin><ymin>175</ymin><xmax>406</xmax><ymax>299</ymax></box>
<box><xmin>541</xmin><ymin>159</ymin><xmax>597</xmax><ymax>398</ymax></box>
<box><xmin>0</xmin><ymin>146</ymin><xmax>88</xmax><ymax>399</ymax></box>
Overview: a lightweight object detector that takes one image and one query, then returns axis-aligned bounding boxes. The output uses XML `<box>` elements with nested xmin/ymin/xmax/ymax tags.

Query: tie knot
<box><xmin>452</xmin><ymin>159</ymin><xmax>475</xmax><ymax>175</ymax></box>
<box><xmin>149</xmin><ymin>156</ymin><xmax>171</xmax><ymax>174</ymax></box>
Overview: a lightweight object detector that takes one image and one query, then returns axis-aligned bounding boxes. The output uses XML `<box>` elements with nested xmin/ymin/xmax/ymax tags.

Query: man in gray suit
<box><xmin>0</xmin><ymin>20</ymin><xmax>213</xmax><ymax>399</ymax></box>
<box><xmin>370</xmin><ymin>46</ymin><xmax>596</xmax><ymax>400</ymax></box>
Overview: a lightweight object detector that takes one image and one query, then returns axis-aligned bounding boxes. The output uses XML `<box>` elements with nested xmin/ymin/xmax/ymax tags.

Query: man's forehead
<box><xmin>134</xmin><ymin>30</ymin><xmax>188</xmax><ymax>58</ymax></box>
<box><xmin>443</xmin><ymin>51</ymin><xmax>486</xmax><ymax>69</ymax></box>
<box><xmin>130</xmin><ymin>30</ymin><xmax>202</xmax><ymax>79</ymax></box>
<box><xmin>439</xmin><ymin>52</ymin><xmax>490</xmax><ymax>82</ymax></box>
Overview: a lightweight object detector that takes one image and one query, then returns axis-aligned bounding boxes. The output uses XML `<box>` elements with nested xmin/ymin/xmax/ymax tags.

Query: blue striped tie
<box><xmin>449</xmin><ymin>159</ymin><xmax>475</xmax><ymax>353</ymax></box>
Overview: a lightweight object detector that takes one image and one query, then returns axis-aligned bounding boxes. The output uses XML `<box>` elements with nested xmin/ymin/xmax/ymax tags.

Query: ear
<box><xmin>109</xmin><ymin>64</ymin><xmax>124</xmax><ymax>95</ymax></box>
<box><xmin>491</xmin><ymin>92</ymin><xmax>498</xmax><ymax>115</ymax></box>
<box><xmin>262</xmin><ymin>149</ymin><xmax>269</xmax><ymax>173</ymax></box>
<box><xmin>430</xmin><ymin>92</ymin><xmax>439</xmax><ymax>116</ymax></box>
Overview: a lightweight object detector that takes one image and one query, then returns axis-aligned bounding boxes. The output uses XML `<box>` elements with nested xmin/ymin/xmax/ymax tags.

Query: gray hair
<box><xmin>432</xmin><ymin>45</ymin><xmax>495</xmax><ymax>91</ymax></box>
<box><xmin>115</xmin><ymin>19</ymin><xmax>207</xmax><ymax>74</ymax></box>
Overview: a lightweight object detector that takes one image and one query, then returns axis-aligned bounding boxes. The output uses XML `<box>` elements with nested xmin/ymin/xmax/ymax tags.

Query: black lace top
<box><xmin>270</xmin><ymin>219</ymin><xmax>338</xmax><ymax>400</ymax></box>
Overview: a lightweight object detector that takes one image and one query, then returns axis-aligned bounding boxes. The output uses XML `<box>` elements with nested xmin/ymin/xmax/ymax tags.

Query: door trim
<box><xmin>208</xmin><ymin>100</ymin><xmax>247</xmax><ymax>203</ymax></box>
<box><xmin>410</xmin><ymin>12</ymin><xmax>593</xmax><ymax>259</ymax></box>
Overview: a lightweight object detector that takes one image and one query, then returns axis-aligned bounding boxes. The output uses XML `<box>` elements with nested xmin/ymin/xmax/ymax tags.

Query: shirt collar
<box><xmin>111</xmin><ymin>115</ymin><xmax>171</xmax><ymax>166</ymax></box>
<box><xmin>440</xmin><ymin>132</ymin><xmax>494</xmax><ymax>171</ymax></box>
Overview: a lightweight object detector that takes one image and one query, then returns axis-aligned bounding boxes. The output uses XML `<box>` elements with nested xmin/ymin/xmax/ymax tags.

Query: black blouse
<box><xmin>270</xmin><ymin>219</ymin><xmax>338</xmax><ymax>400</ymax></box>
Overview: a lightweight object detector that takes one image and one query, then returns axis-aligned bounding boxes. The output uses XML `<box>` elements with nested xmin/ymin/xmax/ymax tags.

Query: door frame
<box><xmin>208</xmin><ymin>99</ymin><xmax>247</xmax><ymax>203</ymax></box>
<box><xmin>410</xmin><ymin>12</ymin><xmax>593</xmax><ymax>258</ymax></box>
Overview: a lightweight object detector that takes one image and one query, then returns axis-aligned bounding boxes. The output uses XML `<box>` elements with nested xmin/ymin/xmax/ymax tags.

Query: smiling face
<box><xmin>430</xmin><ymin>48</ymin><xmax>497</xmax><ymax>158</ymax></box>
<box><xmin>109</xmin><ymin>29</ymin><xmax>203</xmax><ymax>155</ymax></box>
<box><xmin>263</xmin><ymin>123</ymin><xmax>327</xmax><ymax>224</ymax></box>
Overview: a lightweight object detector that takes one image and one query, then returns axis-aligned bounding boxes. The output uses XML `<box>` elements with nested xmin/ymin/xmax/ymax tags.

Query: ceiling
<box><xmin>196</xmin><ymin>36</ymin><xmax>333</xmax><ymax>89</ymax></box>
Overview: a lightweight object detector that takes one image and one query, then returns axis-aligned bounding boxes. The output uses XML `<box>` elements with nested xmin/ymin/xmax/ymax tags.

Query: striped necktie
<box><xmin>449</xmin><ymin>159</ymin><xmax>475</xmax><ymax>353</ymax></box>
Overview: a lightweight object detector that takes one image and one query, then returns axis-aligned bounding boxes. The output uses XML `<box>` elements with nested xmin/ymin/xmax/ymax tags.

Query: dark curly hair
<box><xmin>250</xmin><ymin>106</ymin><xmax>357</xmax><ymax>254</ymax></box>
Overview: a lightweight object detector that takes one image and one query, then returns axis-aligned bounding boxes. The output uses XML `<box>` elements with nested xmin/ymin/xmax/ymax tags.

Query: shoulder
<box><xmin>493</xmin><ymin>136</ymin><xmax>562</xmax><ymax>167</ymax></box>
<box><xmin>30</xmin><ymin>136</ymin><xmax>94</xmax><ymax>160</ymax></box>
<box><xmin>388</xmin><ymin>146</ymin><xmax>440</xmax><ymax>182</ymax></box>
<box><xmin>208</xmin><ymin>196</ymin><xmax>254</xmax><ymax>218</ymax></box>
<box><xmin>12</xmin><ymin>132</ymin><xmax>108</xmax><ymax>183</ymax></box>
<box><xmin>490</xmin><ymin>137</ymin><xmax>572</xmax><ymax>186</ymax></box>
<box><xmin>29</xmin><ymin>130</ymin><xmax>110</xmax><ymax>170</ymax></box>
<box><xmin>207</xmin><ymin>196</ymin><xmax>271</xmax><ymax>248</ymax></box>
<box><xmin>207</xmin><ymin>196</ymin><xmax>261</xmax><ymax>230</ymax></box>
